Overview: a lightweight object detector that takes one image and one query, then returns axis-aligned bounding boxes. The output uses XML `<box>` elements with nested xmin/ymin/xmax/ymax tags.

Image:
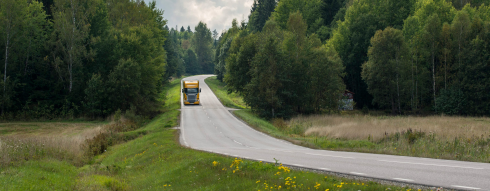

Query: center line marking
<box><xmin>378</xmin><ymin>160</ymin><xmax>484</xmax><ymax>170</ymax></box>
<box><xmin>452</xmin><ymin>185</ymin><xmax>481</xmax><ymax>190</ymax></box>
<box><xmin>306</xmin><ymin>153</ymin><xmax>355</xmax><ymax>159</ymax></box>
<box><xmin>350</xmin><ymin>172</ymin><xmax>366</xmax><ymax>175</ymax></box>
<box><xmin>393</xmin><ymin>178</ymin><xmax>413</xmax><ymax>182</ymax></box>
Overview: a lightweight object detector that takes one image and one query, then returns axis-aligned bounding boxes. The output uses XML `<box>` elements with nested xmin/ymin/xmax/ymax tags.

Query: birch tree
<box><xmin>451</xmin><ymin>11</ymin><xmax>470</xmax><ymax>84</ymax></box>
<box><xmin>422</xmin><ymin>14</ymin><xmax>441</xmax><ymax>112</ymax></box>
<box><xmin>362</xmin><ymin>27</ymin><xmax>410</xmax><ymax>114</ymax></box>
<box><xmin>52</xmin><ymin>0</ymin><xmax>92</xmax><ymax>93</ymax></box>
<box><xmin>0</xmin><ymin>0</ymin><xmax>26</xmax><ymax>114</ymax></box>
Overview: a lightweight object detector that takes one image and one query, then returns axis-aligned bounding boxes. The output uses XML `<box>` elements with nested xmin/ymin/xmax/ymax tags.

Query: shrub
<box><xmin>436</xmin><ymin>86</ymin><xmax>467</xmax><ymax>115</ymax></box>
<box><xmin>271</xmin><ymin>118</ymin><xmax>287</xmax><ymax>130</ymax></box>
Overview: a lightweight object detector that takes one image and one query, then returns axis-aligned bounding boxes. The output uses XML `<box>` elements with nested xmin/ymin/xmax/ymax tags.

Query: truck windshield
<box><xmin>186</xmin><ymin>88</ymin><xmax>199</xmax><ymax>93</ymax></box>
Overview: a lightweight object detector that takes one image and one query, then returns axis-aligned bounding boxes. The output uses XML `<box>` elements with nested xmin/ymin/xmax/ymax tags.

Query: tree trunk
<box><xmin>391</xmin><ymin>93</ymin><xmax>395</xmax><ymax>115</ymax></box>
<box><xmin>25</xmin><ymin>38</ymin><xmax>32</xmax><ymax>75</ymax></box>
<box><xmin>3</xmin><ymin>37</ymin><xmax>9</xmax><ymax>115</ymax></box>
<box><xmin>415</xmin><ymin>53</ymin><xmax>418</xmax><ymax>111</ymax></box>
<box><xmin>411</xmin><ymin>42</ymin><xmax>414</xmax><ymax>111</ymax></box>
<box><xmin>4</xmin><ymin>37</ymin><xmax>8</xmax><ymax>93</ymax></box>
<box><xmin>458</xmin><ymin>24</ymin><xmax>462</xmax><ymax>83</ymax></box>
<box><xmin>444</xmin><ymin>50</ymin><xmax>447</xmax><ymax>90</ymax></box>
<box><xmin>432</xmin><ymin>42</ymin><xmax>436</xmax><ymax>113</ymax></box>
<box><xmin>396</xmin><ymin>52</ymin><xmax>401</xmax><ymax>115</ymax></box>
<box><xmin>69</xmin><ymin>0</ymin><xmax>76</xmax><ymax>93</ymax></box>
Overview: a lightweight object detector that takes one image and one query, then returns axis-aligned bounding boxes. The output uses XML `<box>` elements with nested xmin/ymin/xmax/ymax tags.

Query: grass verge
<box><xmin>204</xmin><ymin>76</ymin><xmax>490</xmax><ymax>163</ymax></box>
<box><xmin>233</xmin><ymin>109</ymin><xmax>490</xmax><ymax>163</ymax></box>
<box><xmin>0</xmin><ymin>76</ymin><xmax>409</xmax><ymax>191</ymax></box>
<box><xmin>205</xmin><ymin>76</ymin><xmax>247</xmax><ymax>109</ymax></box>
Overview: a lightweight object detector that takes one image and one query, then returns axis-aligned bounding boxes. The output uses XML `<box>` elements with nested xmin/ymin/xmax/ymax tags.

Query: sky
<box><xmin>145</xmin><ymin>0</ymin><xmax>254</xmax><ymax>33</ymax></box>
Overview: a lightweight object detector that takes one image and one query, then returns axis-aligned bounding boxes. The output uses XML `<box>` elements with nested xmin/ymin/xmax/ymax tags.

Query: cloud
<box><xmin>146</xmin><ymin>0</ymin><xmax>253</xmax><ymax>33</ymax></box>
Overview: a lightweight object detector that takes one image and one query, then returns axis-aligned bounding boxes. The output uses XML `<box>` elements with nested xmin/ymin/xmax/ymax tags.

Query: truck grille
<box><xmin>187</xmin><ymin>94</ymin><xmax>197</xmax><ymax>103</ymax></box>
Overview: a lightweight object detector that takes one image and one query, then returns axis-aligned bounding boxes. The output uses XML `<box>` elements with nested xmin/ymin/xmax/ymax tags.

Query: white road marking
<box><xmin>393</xmin><ymin>178</ymin><xmax>413</xmax><ymax>182</ymax></box>
<box><xmin>452</xmin><ymin>185</ymin><xmax>481</xmax><ymax>190</ymax></box>
<box><xmin>180</xmin><ymin>82</ymin><xmax>189</xmax><ymax>147</ymax></box>
<box><xmin>292</xmin><ymin>164</ymin><xmax>305</xmax><ymax>167</ymax></box>
<box><xmin>350</xmin><ymin>172</ymin><xmax>366</xmax><ymax>175</ymax></box>
<box><xmin>234</xmin><ymin>140</ymin><xmax>243</xmax><ymax>145</ymax></box>
<box><xmin>305</xmin><ymin>153</ymin><xmax>355</xmax><ymax>159</ymax></box>
<box><xmin>320</xmin><ymin>168</ymin><xmax>331</xmax><ymax>171</ymax></box>
<box><xmin>378</xmin><ymin>160</ymin><xmax>484</xmax><ymax>170</ymax></box>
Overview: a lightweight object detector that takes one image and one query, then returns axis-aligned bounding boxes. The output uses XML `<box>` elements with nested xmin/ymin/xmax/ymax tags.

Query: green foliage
<box><xmin>219</xmin><ymin>11</ymin><xmax>345</xmax><ymax>118</ymax></box>
<box><xmin>224</xmin><ymin>31</ymin><xmax>257</xmax><ymax>93</ymax></box>
<box><xmin>193</xmin><ymin>21</ymin><xmax>214</xmax><ymax>74</ymax></box>
<box><xmin>436</xmin><ymin>86</ymin><xmax>466</xmax><ymax>115</ymax></box>
<box><xmin>85</xmin><ymin>74</ymin><xmax>105</xmax><ymax>117</ymax></box>
<box><xmin>362</xmin><ymin>27</ymin><xmax>410</xmax><ymax>114</ymax></box>
<box><xmin>184</xmin><ymin>49</ymin><xmax>200</xmax><ymax>75</ymax></box>
<box><xmin>0</xmin><ymin>0</ymin><xmax>171</xmax><ymax>119</ymax></box>
<box><xmin>273</xmin><ymin>0</ymin><xmax>323</xmax><ymax>33</ymax></box>
<box><xmin>330</xmin><ymin>0</ymin><xmax>415</xmax><ymax>109</ymax></box>
<box><xmin>248</xmin><ymin>0</ymin><xmax>277</xmax><ymax>32</ymax></box>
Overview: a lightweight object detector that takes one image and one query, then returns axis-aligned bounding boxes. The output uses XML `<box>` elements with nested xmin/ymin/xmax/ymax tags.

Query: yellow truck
<box><xmin>182</xmin><ymin>80</ymin><xmax>201</xmax><ymax>105</ymax></box>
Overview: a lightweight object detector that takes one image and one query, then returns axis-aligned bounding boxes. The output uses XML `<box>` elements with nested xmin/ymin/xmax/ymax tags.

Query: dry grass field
<box><xmin>0</xmin><ymin>121</ymin><xmax>107</xmax><ymax>167</ymax></box>
<box><xmin>257</xmin><ymin>114</ymin><xmax>490</xmax><ymax>162</ymax></box>
<box><xmin>296</xmin><ymin>115</ymin><xmax>490</xmax><ymax>141</ymax></box>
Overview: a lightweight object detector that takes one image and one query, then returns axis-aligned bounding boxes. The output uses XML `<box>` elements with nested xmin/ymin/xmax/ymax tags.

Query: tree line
<box><xmin>165</xmin><ymin>22</ymin><xmax>216</xmax><ymax>77</ymax></box>
<box><xmin>0</xmin><ymin>0</ymin><xmax>214</xmax><ymax>120</ymax></box>
<box><xmin>216</xmin><ymin>0</ymin><xmax>345</xmax><ymax>119</ymax></box>
<box><xmin>332</xmin><ymin>0</ymin><xmax>490</xmax><ymax>115</ymax></box>
<box><xmin>215</xmin><ymin>0</ymin><xmax>490</xmax><ymax>117</ymax></box>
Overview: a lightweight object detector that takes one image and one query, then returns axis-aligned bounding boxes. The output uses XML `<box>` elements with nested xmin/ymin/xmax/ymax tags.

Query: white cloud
<box><xmin>145</xmin><ymin>0</ymin><xmax>253</xmax><ymax>33</ymax></box>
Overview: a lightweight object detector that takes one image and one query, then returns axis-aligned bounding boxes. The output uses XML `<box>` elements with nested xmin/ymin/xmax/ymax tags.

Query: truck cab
<box><xmin>182</xmin><ymin>80</ymin><xmax>201</xmax><ymax>105</ymax></box>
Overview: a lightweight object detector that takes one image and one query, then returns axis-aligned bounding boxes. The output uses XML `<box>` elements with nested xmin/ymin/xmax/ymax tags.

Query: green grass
<box><xmin>0</xmin><ymin>76</ymin><xmax>409</xmax><ymax>191</ymax></box>
<box><xmin>205</xmin><ymin>76</ymin><xmax>247</xmax><ymax>109</ymax></box>
<box><xmin>233</xmin><ymin>109</ymin><xmax>490</xmax><ymax>163</ymax></box>
<box><xmin>0</xmin><ymin>160</ymin><xmax>78</xmax><ymax>190</ymax></box>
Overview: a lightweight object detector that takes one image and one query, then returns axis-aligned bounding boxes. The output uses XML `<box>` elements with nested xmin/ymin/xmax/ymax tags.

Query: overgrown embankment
<box><xmin>206</xmin><ymin>75</ymin><xmax>490</xmax><ymax>163</ymax></box>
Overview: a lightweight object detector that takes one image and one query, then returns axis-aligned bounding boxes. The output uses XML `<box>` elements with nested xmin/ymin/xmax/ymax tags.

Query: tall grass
<box><xmin>0</xmin><ymin>120</ymin><xmax>141</xmax><ymax>168</ymax></box>
<box><xmin>285</xmin><ymin>115</ymin><xmax>490</xmax><ymax>162</ymax></box>
<box><xmin>299</xmin><ymin>115</ymin><xmax>490</xmax><ymax>141</ymax></box>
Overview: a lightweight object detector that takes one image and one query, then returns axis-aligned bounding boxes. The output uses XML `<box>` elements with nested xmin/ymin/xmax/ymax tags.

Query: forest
<box><xmin>2</xmin><ymin>0</ymin><xmax>490</xmax><ymax>120</ymax></box>
<box><xmin>0</xmin><ymin>0</ymin><xmax>216</xmax><ymax>120</ymax></box>
<box><xmin>216</xmin><ymin>0</ymin><xmax>490</xmax><ymax>118</ymax></box>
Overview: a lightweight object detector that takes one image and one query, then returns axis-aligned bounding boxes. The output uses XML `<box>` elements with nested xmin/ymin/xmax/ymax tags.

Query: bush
<box><xmin>84</xmin><ymin>121</ymin><xmax>140</xmax><ymax>158</ymax></box>
<box><xmin>436</xmin><ymin>86</ymin><xmax>467</xmax><ymax>115</ymax></box>
<box><xmin>271</xmin><ymin>118</ymin><xmax>287</xmax><ymax>130</ymax></box>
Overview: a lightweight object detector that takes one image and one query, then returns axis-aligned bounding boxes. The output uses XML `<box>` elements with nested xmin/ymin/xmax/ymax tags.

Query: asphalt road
<box><xmin>180</xmin><ymin>75</ymin><xmax>490</xmax><ymax>190</ymax></box>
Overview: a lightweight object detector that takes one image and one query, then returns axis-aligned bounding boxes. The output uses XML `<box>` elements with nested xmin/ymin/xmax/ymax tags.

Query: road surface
<box><xmin>180</xmin><ymin>75</ymin><xmax>490</xmax><ymax>190</ymax></box>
